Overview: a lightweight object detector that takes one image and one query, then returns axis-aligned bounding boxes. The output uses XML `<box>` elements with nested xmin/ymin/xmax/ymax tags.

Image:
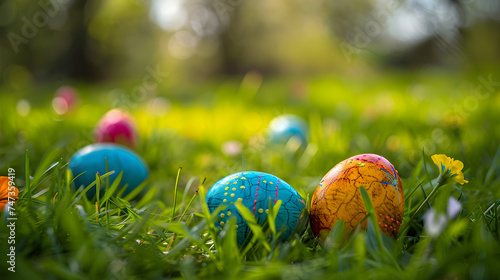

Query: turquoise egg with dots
<box><xmin>206</xmin><ymin>171</ymin><xmax>306</xmax><ymax>246</ymax></box>
<box><xmin>266</xmin><ymin>114</ymin><xmax>309</xmax><ymax>147</ymax></box>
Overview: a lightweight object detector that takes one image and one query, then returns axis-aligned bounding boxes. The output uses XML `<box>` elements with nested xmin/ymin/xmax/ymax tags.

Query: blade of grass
<box><xmin>30</xmin><ymin>147</ymin><xmax>61</xmax><ymax>187</ymax></box>
<box><xmin>399</xmin><ymin>150</ymin><xmax>441</xmax><ymax>237</ymax></box>
<box><xmin>322</xmin><ymin>220</ymin><xmax>345</xmax><ymax>255</ymax></box>
<box><xmin>22</xmin><ymin>150</ymin><xmax>31</xmax><ymax>205</ymax></box>
<box><xmin>290</xmin><ymin>207</ymin><xmax>310</xmax><ymax>238</ymax></box>
<box><xmin>360</xmin><ymin>186</ymin><xmax>400</xmax><ymax>269</ymax></box>
<box><xmin>484</xmin><ymin>143</ymin><xmax>500</xmax><ymax>186</ymax></box>
<box><xmin>267</xmin><ymin>198</ymin><xmax>279</xmax><ymax>236</ymax></box>
<box><xmin>182</xmin><ymin>175</ymin><xmax>198</xmax><ymax>202</ymax></box>
<box><xmin>418</xmin><ymin>178</ymin><xmax>432</xmax><ymax>209</ymax></box>
<box><xmin>405</xmin><ymin>178</ymin><xmax>426</xmax><ymax>201</ymax></box>
<box><xmin>99</xmin><ymin>172</ymin><xmax>123</xmax><ymax>208</ymax></box>
<box><xmin>70</xmin><ymin>171</ymin><xmax>115</xmax><ymax>205</ymax></box>
<box><xmin>359</xmin><ymin>186</ymin><xmax>383</xmax><ymax>251</ymax></box>
<box><xmin>65</xmin><ymin>169</ymin><xmax>72</xmax><ymax>193</ymax></box>
<box><xmin>122</xmin><ymin>178</ymin><xmax>149</xmax><ymax>200</ymax></box>
<box><xmin>105</xmin><ymin>158</ymin><xmax>110</xmax><ymax>229</ymax></box>
<box><xmin>422</xmin><ymin>148</ymin><xmax>434</xmax><ymax>190</ymax></box>
<box><xmin>179</xmin><ymin>189</ymin><xmax>198</xmax><ymax>222</ymax></box>
<box><xmin>31</xmin><ymin>161</ymin><xmax>59</xmax><ymax>190</ymax></box>
<box><xmin>237</xmin><ymin>201</ymin><xmax>271</xmax><ymax>254</ymax></box>
<box><xmin>171</xmin><ymin>167</ymin><xmax>182</xmax><ymax>222</ymax></box>
<box><xmin>96</xmin><ymin>172</ymin><xmax>101</xmax><ymax>221</ymax></box>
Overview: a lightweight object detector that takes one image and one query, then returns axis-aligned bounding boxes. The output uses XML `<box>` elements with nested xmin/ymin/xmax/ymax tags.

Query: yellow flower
<box><xmin>431</xmin><ymin>154</ymin><xmax>469</xmax><ymax>184</ymax></box>
<box><xmin>0</xmin><ymin>176</ymin><xmax>19</xmax><ymax>211</ymax></box>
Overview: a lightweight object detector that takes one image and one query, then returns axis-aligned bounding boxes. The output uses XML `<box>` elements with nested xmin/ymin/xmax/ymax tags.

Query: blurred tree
<box><xmin>55</xmin><ymin>0</ymin><xmax>102</xmax><ymax>81</ymax></box>
<box><xmin>1</xmin><ymin>0</ymin><xmax>499</xmax><ymax>87</ymax></box>
<box><xmin>1</xmin><ymin>0</ymin><xmax>157</xmax><ymax>85</ymax></box>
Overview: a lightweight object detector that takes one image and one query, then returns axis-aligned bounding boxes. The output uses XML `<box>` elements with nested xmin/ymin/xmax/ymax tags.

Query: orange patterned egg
<box><xmin>310</xmin><ymin>154</ymin><xmax>404</xmax><ymax>239</ymax></box>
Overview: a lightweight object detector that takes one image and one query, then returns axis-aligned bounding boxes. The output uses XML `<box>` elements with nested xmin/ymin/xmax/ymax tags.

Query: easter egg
<box><xmin>69</xmin><ymin>143</ymin><xmax>149</xmax><ymax>198</ymax></box>
<box><xmin>266</xmin><ymin>114</ymin><xmax>308</xmax><ymax>147</ymax></box>
<box><xmin>206</xmin><ymin>171</ymin><xmax>306</xmax><ymax>246</ymax></box>
<box><xmin>95</xmin><ymin>109</ymin><xmax>138</xmax><ymax>148</ymax></box>
<box><xmin>310</xmin><ymin>154</ymin><xmax>404</xmax><ymax>239</ymax></box>
<box><xmin>53</xmin><ymin>86</ymin><xmax>79</xmax><ymax>114</ymax></box>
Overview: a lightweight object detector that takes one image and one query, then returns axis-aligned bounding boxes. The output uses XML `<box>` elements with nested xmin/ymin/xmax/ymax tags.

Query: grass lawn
<box><xmin>1</xmin><ymin>71</ymin><xmax>500</xmax><ymax>279</ymax></box>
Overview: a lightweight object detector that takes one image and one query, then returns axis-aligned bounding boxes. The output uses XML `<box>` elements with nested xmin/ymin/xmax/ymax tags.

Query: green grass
<box><xmin>1</xmin><ymin>71</ymin><xmax>500</xmax><ymax>279</ymax></box>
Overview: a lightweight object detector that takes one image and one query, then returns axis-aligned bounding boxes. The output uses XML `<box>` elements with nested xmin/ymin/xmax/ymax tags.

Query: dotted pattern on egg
<box><xmin>206</xmin><ymin>171</ymin><xmax>306</xmax><ymax>246</ymax></box>
<box><xmin>310</xmin><ymin>154</ymin><xmax>404</xmax><ymax>239</ymax></box>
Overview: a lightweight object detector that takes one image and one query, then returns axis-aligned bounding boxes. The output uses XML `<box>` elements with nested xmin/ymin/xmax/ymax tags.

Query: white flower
<box><xmin>424</xmin><ymin>209</ymin><xmax>448</xmax><ymax>238</ymax></box>
<box><xmin>447</xmin><ymin>196</ymin><xmax>462</xmax><ymax>219</ymax></box>
<box><xmin>423</xmin><ymin>196</ymin><xmax>462</xmax><ymax>238</ymax></box>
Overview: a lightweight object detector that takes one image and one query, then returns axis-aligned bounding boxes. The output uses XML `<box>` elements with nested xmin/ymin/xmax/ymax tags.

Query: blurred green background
<box><xmin>2</xmin><ymin>1</ymin><xmax>500</xmax><ymax>279</ymax></box>
<box><xmin>1</xmin><ymin>0</ymin><xmax>500</xmax><ymax>83</ymax></box>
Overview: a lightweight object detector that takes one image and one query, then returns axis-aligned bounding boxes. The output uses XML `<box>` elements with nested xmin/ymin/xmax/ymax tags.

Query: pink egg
<box><xmin>53</xmin><ymin>86</ymin><xmax>79</xmax><ymax>114</ymax></box>
<box><xmin>94</xmin><ymin>109</ymin><xmax>138</xmax><ymax>148</ymax></box>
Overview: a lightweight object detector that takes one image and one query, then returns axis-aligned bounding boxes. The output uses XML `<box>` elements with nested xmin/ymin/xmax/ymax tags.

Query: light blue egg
<box><xmin>266</xmin><ymin>114</ymin><xmax>308</xmax><ymax>147</ymax></box>
<box><xmin>206</xmin><ymin>171</ymin><xmax>306</xmax><ymax>246</ymax></box>
<box><xmin>69</xmin><ymin>143</ymin><xmax>149</xmax><ymax>198</ymax></box>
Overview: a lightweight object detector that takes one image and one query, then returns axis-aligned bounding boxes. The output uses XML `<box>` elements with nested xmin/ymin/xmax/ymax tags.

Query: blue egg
<box><xmin>266</xmin><ymin>114</ymin><xmax>308</xmax><ymax>147</ymax></box>
<box><xmin>206</xmin><ymin>171</ymin><xmax>306</xmax><ymax>246</ymax></box>
<box><xmin>69</xmin><ymin>143</ymin><xmax>149</xmax><ymax>198</ymax></box>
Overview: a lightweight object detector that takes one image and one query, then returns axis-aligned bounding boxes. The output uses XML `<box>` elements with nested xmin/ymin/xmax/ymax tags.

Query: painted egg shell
<box><xmin>266</xmin><ymin>114</ymin><xmax>308</xmax><ymax>147</ymax></box>
<box><xmin>310</xmin><ymin>154</ymin><xmax>404</xmax><ymax>239</ymax></box>
<box><xmin>69</xmin><ymin>143</ymin><xmax>149</xmax><ymax>198</ymax></box>
<box><xmin>95</xmin><ymin>109</ymin><xmax>138</xmax><ymax>148</ymax></box>
<box><xmin>53</xmin><ymin>86</ymin><xmax>79</xmax><ymax>114</ymax></box>
<box><xmin>206</xmin><ymin>171</ymin><xmax>306</xmax><ymax>246</ymax></box>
